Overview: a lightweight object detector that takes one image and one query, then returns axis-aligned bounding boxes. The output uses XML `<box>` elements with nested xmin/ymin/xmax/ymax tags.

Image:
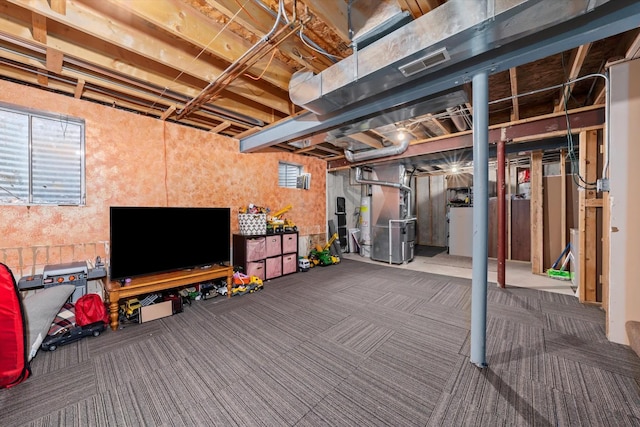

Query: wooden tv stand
<box><xmin>105</xmin><ymin>265</ymin><xmax>233</xmax><ymax>331</ymax></box>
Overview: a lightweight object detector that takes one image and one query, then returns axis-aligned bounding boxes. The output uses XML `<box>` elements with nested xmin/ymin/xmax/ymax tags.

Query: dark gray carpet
<box><xmin>1</xmin><ymin>259</ymin><xmax>639</xmax><ymax>426</ymax></box>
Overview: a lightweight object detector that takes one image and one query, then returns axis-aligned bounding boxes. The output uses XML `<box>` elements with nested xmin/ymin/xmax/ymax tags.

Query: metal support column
<box><xmin>470</xmin><ymin>70</ymin><xmax>489</xmax><ymax>368</ymax></box>
<box><xmin>497</xmin><ymin>139</ymin><xmax>506</xmax><ymax>288</ymax></box>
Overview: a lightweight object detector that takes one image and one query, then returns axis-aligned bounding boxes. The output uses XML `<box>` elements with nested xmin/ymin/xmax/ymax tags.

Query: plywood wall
<box><xmin>0</xmin><ymin>80</ymin><xmax>326</xmax><ymax>278</ymax></box>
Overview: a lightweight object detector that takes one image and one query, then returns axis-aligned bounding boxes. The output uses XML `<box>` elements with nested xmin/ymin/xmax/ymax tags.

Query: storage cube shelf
<box><xmin>233</xmin><ymin>232</ymin><xmax>298</xmax><ymax>280</ymax></box>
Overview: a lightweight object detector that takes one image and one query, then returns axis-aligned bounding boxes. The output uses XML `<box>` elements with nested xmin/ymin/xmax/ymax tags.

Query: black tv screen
<box><xmin>109</xmin><ymin>206</ymin><xmax>231</xmax><ymax>281</ymax></box>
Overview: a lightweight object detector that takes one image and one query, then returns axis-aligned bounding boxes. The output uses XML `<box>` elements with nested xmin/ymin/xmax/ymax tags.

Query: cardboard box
<box><xmin>139</xmin><ymin>300</ymin><xmax>173</xmax><ymax>323</ymax></box>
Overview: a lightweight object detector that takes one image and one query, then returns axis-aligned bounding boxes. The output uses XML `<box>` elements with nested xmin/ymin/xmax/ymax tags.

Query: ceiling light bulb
<box><xmin>451</xmin><ymin>166</ymin><xmax>459</xmax><ymax>173</ymax></box>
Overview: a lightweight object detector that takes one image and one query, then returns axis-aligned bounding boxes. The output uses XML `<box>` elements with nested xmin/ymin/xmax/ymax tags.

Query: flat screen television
<box><xmin>109</xmin><ymin>206</ymin><xmax>231</xmax><ymax>281</ymax></box>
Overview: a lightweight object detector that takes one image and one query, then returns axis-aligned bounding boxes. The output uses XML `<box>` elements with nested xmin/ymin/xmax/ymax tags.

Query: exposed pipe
<box><xmin>470</xmin><ymin>70</ymin><xmax>489</xmax><ymax>369</ymax></box>
<box><xmin>177</xmin><ymin>0</ymin><xmax>305</xmax><ymax>119</ymax></box>
<box><xmin>354</xmin><ymin>166</ymin><xmax>411</xmax><ymax>192</ymax></box>
<box><xmin>344</xmin><ymin>135</ymin><xmax>410</xmax><ymax>162</ymax></box>
<box><xmin>251</xmin><ymin>0</ymin><xmax>337</xmax><ymax>63</ymax></box>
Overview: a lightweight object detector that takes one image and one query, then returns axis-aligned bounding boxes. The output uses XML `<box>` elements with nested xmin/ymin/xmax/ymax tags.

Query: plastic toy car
<box><xmin>298</xmin><ymin>258</ymin><xmax>310</xmax><ymax>272</ymax></box>
<box><xmin>41</xmin><ymin>321</ymin><xmax>106</xmax><ymax>351</ymax></box>
<box><xmin>120</xmin><ymin>298</ymin><xmax>141</xmax><ymax>318</ymax></box>
<box><xmin>231</xmin><ymin>285</ymin><xmax>249</xmax><ymax>296</ymax></box>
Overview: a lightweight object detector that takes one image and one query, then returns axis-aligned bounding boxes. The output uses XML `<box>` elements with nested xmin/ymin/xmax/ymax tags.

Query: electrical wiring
<box><xmin>143</xmin><ymin>0</ymin><xmax>252</xmax><ymax>116</ymax></box>
<box><xmin>298</xmin><ymin>26</ymin><xmax>344</xmax><ymax>60</ymax></box>
<box><xmin>562</xmin><ymin>82</ymin><xmax>598</xmax><ymax>190</ymax></box>
<box><xmin>243</xmin><ymin>49</ymin><xmax>277</xmax><ymax>80</ymax></box>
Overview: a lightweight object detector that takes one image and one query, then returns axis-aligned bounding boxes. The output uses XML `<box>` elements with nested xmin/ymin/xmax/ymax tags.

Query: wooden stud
<box><xmin>530</xmin><ymin>151</ymin><xmax>543</xmax><ymax>274</ymax></box>
<box><xmin>506</xmin><ymin>158</ymin><xmax>512</xmax><ymax>260</ymax></box>
<box><xmin>560</xmin><ymin>149</ymin><xmax>567</xmax><ymax>251</ymax></box>
<box><xmin>509</xmin><ymin>67</ymin><xmax>519</xmax><ymax>121</ymax></box>
<box><xmin>602</xmin><ymin>190</ymin><xmax>610</xmax><ymax>332</ymax></box>
<box><xmin>578</xmin><ymin>130</ymin><xmax>599</xmax><ymax>303</ymax></box>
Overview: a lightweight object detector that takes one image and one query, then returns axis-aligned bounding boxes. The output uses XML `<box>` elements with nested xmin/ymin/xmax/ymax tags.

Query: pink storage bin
<box><xmin>246</xmin><ymin>237</ymin><xmax>266</xmax><ymax>262</ymax></box>
<box><xmin>266</xmin><ymin>256</ymin><xmax>282</xmax><ymax>279</ymax></box>
<box><xmin>282</xmin><ymin>253</ymin><xmax>297</xmax><ymax>275</ymax></box>
<box><xmin>282</xmin><ymin>233</ymin><xmax>297</xmax><ymax>253</ymax></box>
<box><xmin>265</xmin><ymin>235</ymin><xmax>282</xmax><ymax>258</ymax></box>
<box><xmin>246</xmin><ymin>261</ymin><xmax>265</xmax><ymax>280</ymax></box>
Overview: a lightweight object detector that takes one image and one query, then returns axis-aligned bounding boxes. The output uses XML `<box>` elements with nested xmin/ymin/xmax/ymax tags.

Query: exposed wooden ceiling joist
<box><xmin>0</xmin><ymin>0</ymin><xmax>636</xmax><ymax>169</ymax></box>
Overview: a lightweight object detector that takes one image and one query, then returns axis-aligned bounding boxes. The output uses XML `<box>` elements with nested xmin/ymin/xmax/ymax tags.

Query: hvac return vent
<box><xmin>399</xmin><ymin>47</ymin><xmax>450</xmax><ymax>77</ymax></box>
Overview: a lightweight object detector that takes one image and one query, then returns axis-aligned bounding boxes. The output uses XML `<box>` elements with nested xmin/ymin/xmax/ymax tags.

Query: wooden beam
<box><xmin>50</xmin><ymin>0</ymin><xmax>66</xmax><ymax>15</ymax></box>
<box><xmin>234</xmin><ymin>126</ymin><xmax>262</xmax><ymax>139</ymax></box>
<box><xmin>429</xmin><ymin>113</ymin><xmax>451</xmax><ymax>135</ymax></box>
<box><xmin>36</xmin><ymin>73</ymin><xmax>48</xmax><ymax>86</ymax></box>
<box><xmin>327</xmin><ymin>106</ymin><xmax>605</xmax><ymax>170</ymax></box>
<box><xmin>210</xmin><ymin>120</ymin><xmax>231</xmax><ymax>134</ymax></box>
<box><xmin>349</xmin><ymin>132</ymin><xmax>384</xmax><ymax>149</ymax></box>
<box><xmin>509</xmin><ymin>67</ymin><xmax>519</xmax><ymax>121</ymax></box>
<box><xmin>45</xmin><ymin>46</ymin><xmax>63</xmax><ymax>73</ymax></box>
<box><xmin>313</xmin><ymin>145</ymin><xmax>342</xmax><ymax>155</ymax></box>
<box><xmin>396</xmin><ymin>0</ymin><xmax>422</xmax><ymax>17</ymax></box>
<box><xmin>107</xmin><ymin>0</ymin><xmax>294</xmax><ymax>90</ymax></box>
<box><xmin>73</xmin><ymin>78</ymin><xmax>84</xmax><ymax>98</ymax></box>
<box><xmin>555</xmin><ymin>43</ymin><xmax>591</xmax><ymax>112</ymax></box>
<box><xmin>530</xmin><ymin>151</ymin><xmax>543</xmax><ymax>274</ymax></box>
<box><xmin>31</xmin><ymin>12</ymin><xmax>46</xmax><ymax>43</ymax></box>
<box><xmin>302</xmin><ymin>0</ymin><xmax>350</xmax><ymax>42</ymax></box>
<box><xmin>8</xmin><ymin>0</ymin><xmax>292</xmax><ymax>116</ymax></box>
<box><xmin>160</xmin><ymin>105</ymin><xmax>176</xmax><ymax>121</ymax></box>
<box><xmin>626</xmin><ymin>31</ymin><xmax>640</xmax><ymax>59</ymax></box>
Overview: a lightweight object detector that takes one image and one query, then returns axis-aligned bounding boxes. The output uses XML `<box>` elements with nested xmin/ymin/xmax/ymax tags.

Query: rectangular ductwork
<box><xmin>289</xmin><ymin>0</ymin><xmax>612</xmax><ymax>116</ymax></box>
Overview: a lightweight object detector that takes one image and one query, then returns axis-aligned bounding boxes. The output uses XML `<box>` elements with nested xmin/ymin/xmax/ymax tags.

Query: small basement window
<box><xmin>278</xmin><ymin>162</ymin><xmax>302</xmax><ymax>189</ymax></box>
<box><xmin>0</xmin><ymin>103</ymin><xmax>85</xmax><ymax>205</ymax></box>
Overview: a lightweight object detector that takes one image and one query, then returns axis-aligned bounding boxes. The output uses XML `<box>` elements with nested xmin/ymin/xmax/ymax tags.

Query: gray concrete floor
<box><xmin>341</xmin><ymin>247</ymin><xmax>577</xmax><ymax>296</ymax></box>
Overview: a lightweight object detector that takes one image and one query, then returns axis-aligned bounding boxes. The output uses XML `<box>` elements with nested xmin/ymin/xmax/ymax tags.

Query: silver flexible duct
<box><xmin>344</xmin><ymin>136</ymin><xmax>410</xmax><ymax>162</ymax></box>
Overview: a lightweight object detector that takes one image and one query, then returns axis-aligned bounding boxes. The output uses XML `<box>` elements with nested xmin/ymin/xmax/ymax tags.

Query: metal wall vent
<box><xmin>398</xmin><ymin>47</ymin><xmax>450</xmax><ymax>77</ymax></box>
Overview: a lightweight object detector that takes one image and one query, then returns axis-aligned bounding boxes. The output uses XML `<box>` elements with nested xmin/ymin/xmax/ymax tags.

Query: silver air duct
<box><xmin>354</xmin><ymin>166</ymin><xmax>411</xmax><ymax>193</ymax></box>
<box><xmin>447</xmin><ymin>106</ymin><xmax>469</xmax><ymax>131</ymax></box>
<box><xmin>345</xmin><ymin>136</ymin><xmax>410</xmax><ymax>162</ymax></box>
<box><xmin>289</xmin><ymin>0</ymin><xmax>607</xmax><ymax>116</ymax></box>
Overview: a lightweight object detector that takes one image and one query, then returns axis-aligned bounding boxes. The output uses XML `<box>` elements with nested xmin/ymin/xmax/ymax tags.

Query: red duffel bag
<box><xmin>75</xmin><ymin>293</ymin><xmax>108</xmax><ymax>326</ymax></box>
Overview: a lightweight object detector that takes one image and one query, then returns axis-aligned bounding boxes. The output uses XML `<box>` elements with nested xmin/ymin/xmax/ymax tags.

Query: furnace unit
<box><xmin>364</xmin><ymin>165</ymin><xmax>416</xmax><ymax>264</ymax></box>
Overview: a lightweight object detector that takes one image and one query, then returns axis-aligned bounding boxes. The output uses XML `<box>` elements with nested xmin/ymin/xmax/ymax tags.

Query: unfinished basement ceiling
<box><xmin>0</xmin><ymin>0</ymin><xmax>639</xmax><ymax>170</ymax></box>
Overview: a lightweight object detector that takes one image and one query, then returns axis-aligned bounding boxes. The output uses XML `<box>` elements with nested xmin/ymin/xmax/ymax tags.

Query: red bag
<box><xmin>75</xmin><ymin>293</ymin><xmax>108</xmax><ymax>326</ymax></box>
<box><xmin>0</xmin><ymin>263</ymin><xmax>31</xmax><ymax>388</ymax></box>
